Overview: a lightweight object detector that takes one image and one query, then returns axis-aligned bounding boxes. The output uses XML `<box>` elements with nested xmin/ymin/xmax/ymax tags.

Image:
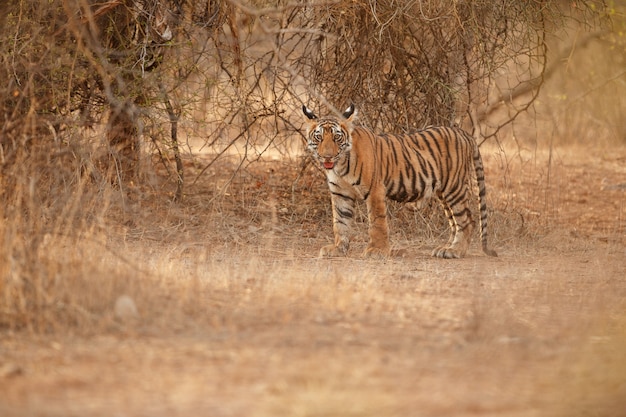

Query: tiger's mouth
<box><xmin>318</xmin><ymin>155</ymin><xmax>337</xmax><ymax>170</ymax></box>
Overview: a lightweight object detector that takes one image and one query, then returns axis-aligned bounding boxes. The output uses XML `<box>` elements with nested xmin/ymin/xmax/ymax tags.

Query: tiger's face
<box><xmin>302</xmin><ymin>104</ymin><xmax>356</xmax><ymax>170</ymax></box>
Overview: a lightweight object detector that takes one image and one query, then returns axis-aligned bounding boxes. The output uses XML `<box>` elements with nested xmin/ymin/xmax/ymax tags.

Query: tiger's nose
<box><xmin>318</xmin><ymin>148</ymin><xmax>334</xmax><ymax>159</ymax></box>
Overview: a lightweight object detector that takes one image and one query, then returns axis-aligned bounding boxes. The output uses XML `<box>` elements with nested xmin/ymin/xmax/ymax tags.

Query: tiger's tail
<box><xmin>471</xmin><ymin>141</ymin><xmax>498</xmax><ymax>257</ymax></box>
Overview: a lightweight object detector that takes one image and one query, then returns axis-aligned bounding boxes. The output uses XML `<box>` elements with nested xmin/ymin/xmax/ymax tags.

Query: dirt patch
<box><xmin>1</xmin><ymin>145</ymin><xmax>625</xmax><ymax>417</ymax></box>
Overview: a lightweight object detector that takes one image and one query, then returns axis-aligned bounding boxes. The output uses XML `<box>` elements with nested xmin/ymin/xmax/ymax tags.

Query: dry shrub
<box><xmin>0</xmin><ymin>118</ymin><xmax>118</xmax><ymax>331</ymax></box>
<box><xmin>0</xmin><ymin>0</ymin><xmax>184</xmax><ymax>331</ymax></box>
<box><xmin>295</xmin><ymin>0</ymin><xmax>547</xmax><ymax>130</ymax></box>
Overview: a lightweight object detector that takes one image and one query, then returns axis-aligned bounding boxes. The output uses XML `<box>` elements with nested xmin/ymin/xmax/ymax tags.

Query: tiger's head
<box><xmin>302</xmin><ymin>104</ymin><xmax>356</xmax><ymax>170</ymax></box>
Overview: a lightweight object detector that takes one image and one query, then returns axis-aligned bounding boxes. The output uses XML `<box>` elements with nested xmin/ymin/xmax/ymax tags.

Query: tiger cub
<box><xmin>302</xmin><ymin>104</ymin><xmax>498</xmax><ymax>259</ymax></box>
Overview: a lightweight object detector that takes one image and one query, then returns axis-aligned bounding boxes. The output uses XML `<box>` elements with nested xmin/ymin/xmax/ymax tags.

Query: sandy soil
<box><xmin>1</xmin><ymin>144</ymin><xmax>625</xmax><ymax>417</ymax></box>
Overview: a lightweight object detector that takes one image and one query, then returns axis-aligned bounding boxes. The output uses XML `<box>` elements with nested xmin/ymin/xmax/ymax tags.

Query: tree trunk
<box><xmin>106</xmin><ymin>103</ymin><xmax>139</xmax><ymax>185</ymax></box>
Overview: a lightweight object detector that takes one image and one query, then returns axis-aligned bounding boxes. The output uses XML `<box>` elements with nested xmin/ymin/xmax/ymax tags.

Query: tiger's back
<box><xmin>352</xmin><ymin>126</ymin><xmax>475</xmax><ymax>202</ymax></box>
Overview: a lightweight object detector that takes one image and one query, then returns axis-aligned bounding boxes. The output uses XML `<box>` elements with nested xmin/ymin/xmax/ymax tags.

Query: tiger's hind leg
<box><xmin>432</xmin><ymin>193</ymin><xmax>474</xmax><ymax>259</ymax></box>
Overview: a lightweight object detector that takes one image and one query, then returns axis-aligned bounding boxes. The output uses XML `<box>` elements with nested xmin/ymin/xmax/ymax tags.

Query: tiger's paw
<box><xmin>363</xmin><ymin>245</ymin><xmax>391</xmax><ymax>259</ymax></box>
<box><xmin>432</xmin><ymin>246</ymin><xmax>465</xmax><ymax>259</ymax></box>
<box><xmin>483</xmin><ymin>246</ymin><xmax>498</xmax><ymax>257</ymax></box>
<box><xmin>390</xmin><ymin>248</ymin><xmax>408</xmax><ymax>258</ymax></box>
<box><xmin>319</xmin><ymin>244</ymin><xmax>348</xmax><ymax>257</ymax></box>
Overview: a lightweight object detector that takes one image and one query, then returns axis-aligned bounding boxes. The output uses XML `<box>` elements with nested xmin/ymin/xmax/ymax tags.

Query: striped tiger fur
<box><xmin>302</xmin><ymin>104</ymin><xmax>498</xmax><ymax>259</ymax></box>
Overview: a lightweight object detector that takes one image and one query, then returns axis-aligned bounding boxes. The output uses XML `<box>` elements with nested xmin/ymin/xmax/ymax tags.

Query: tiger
<box><xmin>302</xmin><ymin>103</ymin><xmax>498</xmax><ymax>259</ymax></box>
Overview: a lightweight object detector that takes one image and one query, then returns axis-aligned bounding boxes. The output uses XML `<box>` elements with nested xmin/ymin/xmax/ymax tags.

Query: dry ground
<box><xmin>1</xmin><ymin>144</ymin><xmax>625</xmax><ymax>417</ymax></box>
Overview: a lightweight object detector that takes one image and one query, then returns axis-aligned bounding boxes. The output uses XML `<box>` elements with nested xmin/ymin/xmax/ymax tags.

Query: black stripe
<box><xmin>336</xmin><ymin>207</ymin><xmax>353</xmax><ymax>219</ymax></box>
<box><xmin>330</xmin><ymin>191</ymin><xmax>355</xmax><ymax>201</ymax></box>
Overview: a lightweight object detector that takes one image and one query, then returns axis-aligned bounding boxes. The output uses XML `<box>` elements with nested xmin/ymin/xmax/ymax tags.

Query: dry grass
<box><xmin>1</xmin><ymin>140</ymin><xmax>626</xmax><ymax>417</ymax></box>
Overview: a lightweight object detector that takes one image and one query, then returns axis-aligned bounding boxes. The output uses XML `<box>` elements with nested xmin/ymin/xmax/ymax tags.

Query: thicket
<box><xmin>0</xmin><ymin>0</ymin><xmax>620</xmax><ymax>330</ymax></box>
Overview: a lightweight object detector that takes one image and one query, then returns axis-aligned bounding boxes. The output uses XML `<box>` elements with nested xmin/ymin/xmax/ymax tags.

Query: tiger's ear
<box><xmin>341</xmin><ymin>104</ymin><xmax>357</xmax><ymax>133</ymax></box>
<box><xmin>303</xmin><ymin>105</ymin><xmax>317</xmax><ymax>120</ymax></box>
<box><xmin>342</xmin><ymin>104</ymin><xmax>356</xmax><ymax>120</ymax></box>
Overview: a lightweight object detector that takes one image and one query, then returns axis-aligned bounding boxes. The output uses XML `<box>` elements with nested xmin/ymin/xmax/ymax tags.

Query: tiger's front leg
<box><xmin>363</xmin><ymin>186</ymin><xmax>391</xmax><ymax>258</ymax></box>
<box><xmin>319</xmin><ymin>184</ymin><xmax>357</xmax><ymax>257</ymax></box>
